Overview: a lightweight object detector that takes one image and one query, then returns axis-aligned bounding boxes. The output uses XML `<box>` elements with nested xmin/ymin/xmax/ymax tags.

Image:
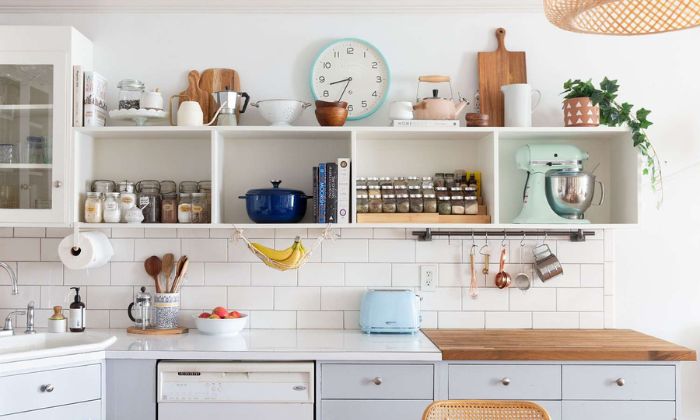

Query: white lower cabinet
<box><xmin>561</xmin><ymin>400</ymin><xmax>676</xmax><ymax>420</ymax></box>
<box><xmin>2</xmin><ymin>399</ymin><xmax>102</xmax><ymax>420</ymax></box>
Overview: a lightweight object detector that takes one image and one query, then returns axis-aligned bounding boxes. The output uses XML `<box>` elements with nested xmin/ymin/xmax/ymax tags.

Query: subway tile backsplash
<box><xmin>0</xmin><ymin>228</ymin><xmax>611</xmax><ymax>330</ymax></box>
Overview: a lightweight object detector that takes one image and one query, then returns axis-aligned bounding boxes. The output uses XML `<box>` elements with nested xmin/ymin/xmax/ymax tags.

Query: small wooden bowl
<box><xmin>466</xmin><ymin>113</ymin><xmax>489</xmax><ymax>127</ymax></box>
<box><xmin>315</xmin><ymin>107</ymin><xmax>348</xmax><ymax>126</ymax></box>
<box><xmin>315</xmin><ymin>100</ymin><xmax>348</xmax><ymax>109</ymax></box>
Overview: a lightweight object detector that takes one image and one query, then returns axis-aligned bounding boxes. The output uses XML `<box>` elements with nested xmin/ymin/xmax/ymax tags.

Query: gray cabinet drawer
<box><xmin>448</xmin><ymin>364</ymin><xmax>561</xmax><ymax>400</ymax></box>
<box><xmin>0</xmin><ymin>364</ymin><xmax>101</xmax><ymax>416</ymax></box>
<box><xmin>562</xmin><ymin>365</ymin><xmax>675</xmax><ymax>401</ymax></box>
<box><xmin>562</xmin><ymin>401</ymin><xmax>676</xmax><ymax>420</ymax></box>
<box><xmin>322</xmin><ymin>400</ymin><xmax>432</xmax><ymax>420</ymax></box>
<box><xmin>321</xmin><ymin>364</ymin><xmax>434</xmax><ymax>400</ymax></box>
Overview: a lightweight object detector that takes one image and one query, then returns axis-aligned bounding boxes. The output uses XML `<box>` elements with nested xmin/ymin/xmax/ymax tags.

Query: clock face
<box><xmin>310</xmin><ymin>38</ymin><xmax>390</xmax><ymax>120</ymax></box>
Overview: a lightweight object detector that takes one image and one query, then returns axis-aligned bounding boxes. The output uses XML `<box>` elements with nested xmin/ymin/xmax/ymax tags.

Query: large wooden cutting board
<box><xmin>199</xmin><ymin>68</ymin><xmax>241</xmax><ymax>121</ymax></box>
<box><xmin>478</xmin><ymin>28</ymin><xmax>527</xmax><ymax>127</ymax></box>
<box><xmin>176</xmin><ymin>70</ymin><xmax>209</xmax><ymax>124</ymax></box>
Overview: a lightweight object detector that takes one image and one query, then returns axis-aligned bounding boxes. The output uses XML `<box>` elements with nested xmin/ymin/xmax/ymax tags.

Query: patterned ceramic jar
<box><xmin>154</xmin><ymin>293</ymin><xmax>180</xmax><ymax>329</ymax></box>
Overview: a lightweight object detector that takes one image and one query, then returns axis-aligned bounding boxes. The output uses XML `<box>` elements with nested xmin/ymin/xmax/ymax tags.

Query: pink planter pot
<box><xmin>564</xmin><ymin>97</ymin><xmax>600</xmax><ymax>127</ymax></box>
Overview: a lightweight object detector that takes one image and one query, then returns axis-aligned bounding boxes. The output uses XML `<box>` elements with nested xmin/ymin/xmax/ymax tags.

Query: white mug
<box><xmin>501</xmin><ymin>83</ymin><xmax>541</xmax><ymax>127</ymax></box>
<box><xmin>389</xmin><ymin>101</ymin><xmax>414</xmax><ymax>120</ymax></box>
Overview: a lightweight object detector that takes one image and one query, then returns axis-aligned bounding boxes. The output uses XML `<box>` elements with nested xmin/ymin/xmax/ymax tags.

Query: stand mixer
<box><xmin>513</xmin><ymin>144</ymin><xmax>602</xmax><ymax>224</ymax></box>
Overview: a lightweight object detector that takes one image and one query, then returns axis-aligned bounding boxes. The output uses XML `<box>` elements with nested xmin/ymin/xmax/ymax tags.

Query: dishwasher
<box><xmin>157</xmin><ymin>361</ymin><xmax>314</xmax><ymax>419</ymax></box>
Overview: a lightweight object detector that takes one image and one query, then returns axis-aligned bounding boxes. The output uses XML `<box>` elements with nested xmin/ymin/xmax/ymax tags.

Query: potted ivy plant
<box><xmin>562</xmin><ymin>77</ymin><xmax>662</xmax><ymax>200</ymax></box>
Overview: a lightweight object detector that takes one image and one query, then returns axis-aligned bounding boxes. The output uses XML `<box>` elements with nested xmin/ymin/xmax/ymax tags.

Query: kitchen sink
<box><xmin>0</xmin><ymin>332</ymin><xmax>116</xmax><ymax>364</ymax></box>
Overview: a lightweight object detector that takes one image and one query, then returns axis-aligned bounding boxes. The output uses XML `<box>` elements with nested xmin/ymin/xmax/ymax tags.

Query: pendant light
<box><xmin>544</xmin><ymin>0</ymin><xmax>700</xmax><ymax>35</ymax></box>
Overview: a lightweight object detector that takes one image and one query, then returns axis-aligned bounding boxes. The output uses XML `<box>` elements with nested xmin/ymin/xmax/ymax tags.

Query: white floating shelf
<box><xmin>0</xmin><ymin>163</ymin><xmax>52</xmax><ymax>169</ymax></box>
<box><xmin>0</xmin><ymin>104</ymin><xmax>53</xmax><ymax>111</ymax></box>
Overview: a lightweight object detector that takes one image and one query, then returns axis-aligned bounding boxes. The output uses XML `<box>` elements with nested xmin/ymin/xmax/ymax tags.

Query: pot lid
<box><xmin>245</xmin><ymin>180</ymin><xmax>306</xmax><ymax>196</ymax></box>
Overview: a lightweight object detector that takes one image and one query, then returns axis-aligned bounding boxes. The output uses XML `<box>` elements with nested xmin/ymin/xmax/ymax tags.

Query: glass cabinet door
<box><xmin>0</xmin><ymin>52</ymin><xmax>66</xmax><ymax>223</ymax></box>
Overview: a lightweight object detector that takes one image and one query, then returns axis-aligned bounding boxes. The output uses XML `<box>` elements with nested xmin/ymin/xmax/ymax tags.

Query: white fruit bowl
<box><xmin>250</xmin><ymin>99</ymin><xmax>311</xmax><ymax>126</ymax></box>
<box><xmin>193</xmin><ymin>314</ymin><xmax>248</xmax><ymax>336</ymax></box>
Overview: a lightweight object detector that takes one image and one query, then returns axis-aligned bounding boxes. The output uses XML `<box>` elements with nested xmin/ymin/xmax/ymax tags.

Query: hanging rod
<box><xmin>411</xmin><ymin>228</ymin><xmax>593</xmax><ymax>242</ymax></box>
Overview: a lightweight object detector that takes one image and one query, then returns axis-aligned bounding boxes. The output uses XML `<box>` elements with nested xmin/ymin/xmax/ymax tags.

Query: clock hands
<box><xmin>331</xmin><ymin>77</ymin><xmax>352</xmax><ymax>102</ymax></box>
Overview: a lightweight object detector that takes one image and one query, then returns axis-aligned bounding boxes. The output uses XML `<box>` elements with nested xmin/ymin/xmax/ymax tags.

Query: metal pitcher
<box><xmin>211</xmin><ymin>90</ymin><xmax>250</xmax><ymax>126</ymax></box>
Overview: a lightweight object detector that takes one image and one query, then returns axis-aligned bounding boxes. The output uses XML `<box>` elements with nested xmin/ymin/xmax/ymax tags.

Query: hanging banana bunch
<box><xmin>248</xmin><ymin>236</ymin><xmax>308</xmax><ymax>271</ymax></box>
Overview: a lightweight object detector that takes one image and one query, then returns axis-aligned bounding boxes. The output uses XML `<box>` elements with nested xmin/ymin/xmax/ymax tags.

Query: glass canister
<box><xmin>356</xmin><ymin>191</ymin><xmax>369</xmax><ymax>214</ymax></box>
<box><xmin>421</xmin><ymin>176</ymin><xmax>434</xmax><ymax>190</ymax></box>
<box><xmin>451</xmin><ymin>194</ymin><xmax>465</xmax><ymax>215</ymax></box>
<box><xmin>465</xmin><ymin>196</ymin><xmax>479</xmax><ymax>215</ymax></box>
<box><xmin>179</xmin><ymin>181</ymin><xmax>199</xmax><ymax>194</ymax></box>
<box><xmin>84</xmin><ymin>192</ymin><xmax>103</xmax><ymax>223</ymax></box>
<box><xmin>26</xmin><ymin>136</ymin><xmax>47</xmax><ymax>164</ymax></box>
<box><xmin>117</xmin><ymin>79</ymin><xmax>145</xmax><ymax>110</ymax></box>
<box><xmin>434</xmin><ymin>173</ymin><xmax>446</xmax><ymax>188</ymax></box>
<box><xmin>161</xmin><ymin>193</ymin><xmax>178</xmax><ymax>223</ymax></box>
<box><xmin>382</xmin><ymin>193</ymin><xmax>396</xmax><ymax>213</ymax></box>
<box><xmin>178</xmin><ymin>193</ymin><xmax>192</xmax><ymax>223</ymax></box>
<box><xmin>92</xmin><ymin>180</ymin><xmax>116</xmax><ymax>194</ymax></box>
<box><xmin>368</xmin><ymin>192</ymin><xmax>383</xmax><ymax>213</ymax></box>
<box><xmin>407</xmin><ymin>176</ymin><xmax>421</xmax><ymax>189</ymax></box>
<box><xmin>198</xmin><ymin>181</ymin><xmax>212</xmax><ymax>223</ymax></box>
<box><xmin>190</xmin><ymin>192</ymin><xmax>206</xmax><ymax>224</ymax></box>
<box><xmin>117</xmin><ymin>181</ymin><xmax>136</xmax><ymax>223</ymax></box>
<box><xmin>409</xmin><ymin>192</ymin><xmax>424</xmax><ymax>213</ymax></box>
<box><xmin>396</xmin><ymin>193</ymin><xmax>410</xmax><ymax>213</ymax></box>
<box><xmin>136</xmin><ymin>180</ymin><xmax>161</xmax><ymax>223</ymax></box>
<box><xmin>423</xmin><ymin>191</ymin><xmax>437</xmax><ymax>213</ymax></box>
<box><xmin>438</xmin><ymin>196</ymin><xmax>452</xmax><ymax>215</ymax></box>
<box><xmin>445</xmin><ymin>173</ymin><xmax>456</xmax><ymax>188</ymax></box>
<box><xmin>160</xmin><ymin>180</ymin><xmax>177</xmax><ymax>195</ymax></box>
<box><xmin>103</xmin><ymin>192</ymin><xmax>121</xmax><ymax>223</ymax></box>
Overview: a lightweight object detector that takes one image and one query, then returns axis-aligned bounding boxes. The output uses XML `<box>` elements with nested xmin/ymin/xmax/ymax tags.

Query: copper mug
<box><xmin>532</xmin><ymin>244</ymin><xmax>563</xmax><ymax>281</ymax></box>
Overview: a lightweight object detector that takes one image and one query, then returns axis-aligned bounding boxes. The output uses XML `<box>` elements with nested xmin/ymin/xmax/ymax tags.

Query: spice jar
<box><xmin>178</xmin><ymin>193</ymin><xmax>192</xmax><ymax>223</ymax></box>
<box><xmin>117</xmin><ymin>79</ymin><xmax>145</xmax><ymax>110</ymax></box>
<box><xmin>179</xmin><ymin>181</ymin><xmax>199</xmax><ymax>194</ymax></box>
<box><xmin>198</xmin><ymin>181</ymin><xmax>212</xmax><ymax>223</ymax></box>
<box><xmin>191</xmin><ymin>192</ymin><xmax>206</xmax><ymax>224</ymax></box>
<box><xmin>407</xmin><ymin>176</ymin><xmax>421</xmax><ymax>189</ymax></box>
<box><xmin>117</xmin><ymin>181</ymin><xmax>136</xmax><ymax>223</ymax></box>
<box><xmin>379</xmin><ymin>177</ymin><xmax>393</xmax><ymax>188</ymax></box>
<box><xmin>368</xmin><ymin>192</ymin><xmax>383</xmax><ymax>213</ymax></box>
<box><xmin>438</xmin><ymin>196</ymin><xmax>452</xmax><ymax>215</ymax></box>
<box><xmin>136</xmin><ymin>180</ymin><xmax>161</xmax><ymax>223</ymax></box>
<box><xmin>423</xmin><ymin>191</ymin><xmax>437</xmax><ymax>213</ymax></box>
<box><xmin>393</xmin><ymin>177</ymin><xmax>408</xmax><ymax>194</ymax></box>
<box><xmin>435</xmin><ymin>186</ymin><xmax>449</xmax><ymax>199</ymax></box>
<box><xmin>450</xmin><ymin>186</ymin><xmax>463</xmax><ymax>196</ymax></box>
<box><xmin>161</xmin><ymin>193</ymin><xmax>178</xmax><ymax>223</ymax></box>
<box><xmin>445</xmin><ymin>173</ymin><xmax>456</xmax><ymax>188</ymax></box>
<box><xmin>421</xmin><ymin>176</ymin><xmax>434</xmax><ymax>190</ymax></box>
<box><xmin>84</xmin><ymin>192</ymin><xmax>103</xmax><ymax>223</ymax></box>
<box><xmin>465</xmin><ymin>196</ymin><xmax>479</xmax><ymax>215</ymax></box>
<box><xmin>356</xmin><ymin>177</ymin><xmax>368</xmax><ymax>188</ymax></box>
<box><xmin>434</xmin><ymin>173</ymin><xmax>446</xmax><ymax>188</ymax></box>
<box><xmin>356</xmin><ymin>191</ymin><xmax>369</xmax><ymax>214</ymax></box>
<box><xmin>396</xmin><ymin>193</ymin><xmax>410</xmax><ymax>213</ymax></box>
<box><xmin>464</xmin><ymin>186</ymin><xmax>477</xmax><ymax>198</ymax></box>
<box><xmin>382</xmin><ymin>193</ymin><xmax>397</xmax><ymax>213</ymax></box>
<box><xmin>451</xmin><ymin>194</ymin><xmax>465</xmax><ymax>215</ymax></box>
<box><xmin>92</xmin><ymin>180</ymin><xmax>115</xmax><ymax>194</ymax></box>
<box><xmin>103</xmin><ymin>192</ymin><xmax>121</xmax><ymax>223</ymax></box>
<box><xmin>409</xmin><ymin>192</ymin><xmax>424</xmax><ymax>213</ymax></box>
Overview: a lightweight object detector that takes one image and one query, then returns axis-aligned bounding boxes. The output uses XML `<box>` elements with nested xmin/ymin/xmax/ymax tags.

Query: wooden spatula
<box><xmin>162</xmin><ymin>253</ymin><xmax>175</xmax><ymax>293</ymax></box>
<box><xmin>478</xmin><ymin>28</ymin><xmax>527</xmax><ymax>127</ymax></box>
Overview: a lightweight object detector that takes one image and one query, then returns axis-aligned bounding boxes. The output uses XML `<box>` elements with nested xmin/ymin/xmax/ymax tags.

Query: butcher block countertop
<box><xmin>421</xmin><ymin>329</ymin><xmax>697</xmax><ymax>361</ymax></box>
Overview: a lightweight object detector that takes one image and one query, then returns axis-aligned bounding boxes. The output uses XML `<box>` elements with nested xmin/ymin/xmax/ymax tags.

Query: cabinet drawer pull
<box><xmin>615</xmin><ymin>378</ymin><xmax>625</xmax><ymax>387</ymax></box>
<box><xmin>54</xmin><ymin>181</ymin><xmax>63</xmax><ymax>188</ymax></box>
<box><xmin>371</xmin><ymin>376</ymin><xmax>383</xmax><ymax>385</ymax></box>
<box><xmin>500</xmin><ymin>377</ymin><xmax>511</xmax><ymax>386</ymax></box>
<box><xmin>41</xmin><ymin>384</ymin><xmax>54</xmax><ymax>393</ymax></box>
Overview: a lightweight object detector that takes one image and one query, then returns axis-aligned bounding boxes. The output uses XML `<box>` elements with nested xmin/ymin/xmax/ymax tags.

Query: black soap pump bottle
<box><xmin>69</xmin><ymin>287</ymin><xmax>86</xmax><ymax>332</ymax></box>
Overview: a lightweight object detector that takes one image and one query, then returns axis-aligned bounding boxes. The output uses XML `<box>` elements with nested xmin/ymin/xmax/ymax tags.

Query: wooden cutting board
<box><xmin>478</xmin><ymin>28</ymin><xmax>527</xmax><ymax>127</ymax></box>
<box><xmin>199</xmin><ymin>68</ymin><xmax>241</xmax><ymax>121</ymax></box>
<box><xmin>176</xmin><ymin>70</ymin><xmax>209</xmax><ymax>124</ymax></box>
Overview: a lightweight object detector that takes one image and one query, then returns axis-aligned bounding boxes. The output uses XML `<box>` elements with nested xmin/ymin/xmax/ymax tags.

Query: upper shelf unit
<box><xmin>72</xmin><ymin>125</ymin><xmax>638</xmax><ymax>229</ymax></box>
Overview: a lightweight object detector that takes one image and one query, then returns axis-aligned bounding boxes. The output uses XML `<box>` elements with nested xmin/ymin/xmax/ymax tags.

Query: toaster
<box><xmin>359</xmin><ymin>289</ymin><xmax>421</xmax><ymax>334</ymax></box>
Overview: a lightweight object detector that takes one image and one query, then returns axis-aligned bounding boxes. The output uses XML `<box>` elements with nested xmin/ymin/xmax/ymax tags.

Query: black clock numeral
<box><xmin>323</xmin><ymin>61</ymin><xmax>332</xmax><ymax>69</ymax></box>
<box><xmin>319</xmin><ymin>76</ymin><xmax>326</xmax><ymax>83</ymax></box>
<box><xmin>372</xmin><ymin>91</ymin><xmax>378</xmax><ymax>97</ymax></box>
<box><xmin>361</xmin><ymin>100</ymin><xmax>368</xmax><ymax>108</ymax></box>
<box><xmin>348</xmin><ymin>105</ymin><xmax>354</xmax><ymax>112</ymax></box>
<box><xmin>333</xmin><ymin>51</ymin><xmax>339</xmax><ymax>58</ymax></box>
<box><xmin>323</xmin><ymin>90</ymin><xmax>329</xmax><ymax>98</ymax></box>
<box><xmin>376</xmin><ymin>76</ymin><xmax>383</xmax><ymax>83</ymax></box>
<box><xmin>347</xmin><ymin>47</ymin><xmax>354</xmax><ymax>55</ymax></box>
<box><xmin>371</xmin><ymin>62</ymin><xmax>378</xmax><ymax>69</ymax></box>
<box><xmin>363</xmin><ymin>51</ymin><xmax>367</xmax><ymax>58</ymax></box>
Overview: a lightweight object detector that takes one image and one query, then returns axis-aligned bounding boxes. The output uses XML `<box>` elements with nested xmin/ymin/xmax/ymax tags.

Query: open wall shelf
<box><xmin>72</xmin><ymin>125</ymin><xmax>638</xmax><ymax>229</ymax></box>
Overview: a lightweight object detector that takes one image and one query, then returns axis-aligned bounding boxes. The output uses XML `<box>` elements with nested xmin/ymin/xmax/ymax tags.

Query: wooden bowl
<box><xmin>465</xmin><ymin>113</ymin><xmax>489</xmax><ymax>127</ymax></box>
<box><xmin>315</xmin><ymin>106</ymin><xmax>348</xmax><ymax>126</ymax></box>
<box><xmin>315</xmin><ymin>100</ymin><xmax>348</xmax><ymax>109</ymax></box>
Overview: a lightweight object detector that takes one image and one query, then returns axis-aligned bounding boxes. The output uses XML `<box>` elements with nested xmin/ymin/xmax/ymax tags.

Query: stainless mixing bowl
<box><xmin>545</xmin><ymin>170</ymin><xmax>604</xmax><ymax>219</ymax></box>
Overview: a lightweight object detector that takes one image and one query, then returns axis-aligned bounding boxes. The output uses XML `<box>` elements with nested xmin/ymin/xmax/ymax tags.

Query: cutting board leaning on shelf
<box><xmin>478</xmin><ymin>27</ymin><xmax>527</xmax><ymax>127</ymax></box>
<box><xmin>177</xmin><ymin>68</ymin><xmax>241</xmax><ymax>123</ymax></box>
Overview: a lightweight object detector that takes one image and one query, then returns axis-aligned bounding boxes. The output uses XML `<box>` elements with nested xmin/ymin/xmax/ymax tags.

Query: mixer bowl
<box><xmin>545</xmin><ymin>170</ymin><xmax>599</xmax><ymax>219</ymax></box>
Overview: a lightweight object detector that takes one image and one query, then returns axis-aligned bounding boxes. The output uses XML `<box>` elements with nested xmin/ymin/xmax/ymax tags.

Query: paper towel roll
<box><xmin>58</xmin><ymin>232</ymin><xmax>114</xmax><ymax>270</ymax></box>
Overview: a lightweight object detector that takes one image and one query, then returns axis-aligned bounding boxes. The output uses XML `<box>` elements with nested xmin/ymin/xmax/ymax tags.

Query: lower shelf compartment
<box><xmin>356</xmin><ymin>213</ymin><xmax>491</xmax><ymax>224</ymax></box>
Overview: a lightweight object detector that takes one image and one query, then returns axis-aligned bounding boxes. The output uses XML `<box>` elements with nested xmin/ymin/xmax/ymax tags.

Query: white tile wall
<box><xmin>0</xmin><ymin>229</ymin><xmax>613</xmax><ymax>329</ymax></box>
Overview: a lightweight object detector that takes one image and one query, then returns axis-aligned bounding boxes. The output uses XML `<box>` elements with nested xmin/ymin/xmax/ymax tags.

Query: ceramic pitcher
<box><xmin>501</xmin><ymin>83</ymin><xmax>541</xmax><ymax>127</ymax></box>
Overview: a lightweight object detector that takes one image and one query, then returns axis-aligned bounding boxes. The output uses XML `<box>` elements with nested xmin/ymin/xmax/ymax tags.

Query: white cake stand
<box><xmin>108</xmin><ymin>109</ymin><xmax>167</xmax><ymax>126</ymax></box>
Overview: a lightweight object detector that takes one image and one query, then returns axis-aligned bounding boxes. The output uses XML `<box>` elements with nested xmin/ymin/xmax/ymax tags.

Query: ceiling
<box><xmin>0</xmin><ymin>0</ymin><xmax>544</xmax><ymax>13</ymax></box>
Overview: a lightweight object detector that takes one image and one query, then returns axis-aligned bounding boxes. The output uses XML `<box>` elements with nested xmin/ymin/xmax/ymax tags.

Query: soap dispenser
<box><xmin>69</xmin><ymin>287</ymin><xmax>86</xmax><ymax>332</ymax></box>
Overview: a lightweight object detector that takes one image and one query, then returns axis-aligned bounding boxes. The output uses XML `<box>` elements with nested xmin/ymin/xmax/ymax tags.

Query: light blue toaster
<box><xmin>359</xmin><ymin>289</ymin><xmax>421</xmax><ymax>334</ymax></box>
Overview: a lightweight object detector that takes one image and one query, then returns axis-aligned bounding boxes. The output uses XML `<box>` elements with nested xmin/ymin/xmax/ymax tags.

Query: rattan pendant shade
<box><xmin>544</xmin><ymin>0</ymin><xmax>700</xmax><ymax>35</ymax></box>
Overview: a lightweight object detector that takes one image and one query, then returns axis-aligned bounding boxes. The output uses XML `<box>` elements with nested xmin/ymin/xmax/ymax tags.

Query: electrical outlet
<box><xmin>420</xmin><ymin>265</ymin><xmax>437</xmax><ymax>291</ymax></box>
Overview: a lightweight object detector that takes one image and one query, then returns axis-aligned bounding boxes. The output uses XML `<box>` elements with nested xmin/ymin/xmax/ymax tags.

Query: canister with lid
<box><xmin>409</xmin><ymin>192</ymin><xmax>424</xmax><ymax>213</ymax></box>
<box><xmin>396</xmin><ymin>193</ymin><xmax>410</xmax><ymax>213</ymax></box>
<box><xmin>191</xmin><ymin>192</ymin><xmax>206</xmax><ymax>223</ymax></box>
<box><xmin>382</xmin><ymin>193</ymin><xmax>397</xmax><ymax>213</ymax></box>
<box><xmin>423</xmin><ymin>191</ymin><xmax>437</xmax><ymax>213</ymax></box>
<box><xmin>136</xmin><ymin>180</ymin><xmax>161</xmax><ymax>223</ymax></box>
<box><xmin>438</xmin><ymin>196</ymin><xmax>452</xmax><ymax>215</ymax></box>
<box><xmin>178</xmin><ymin>193</ymin><xmax>192</xmax><ymax>223</ymax></box>
<box><xmin>92</xmin><ymin>180</ymin><xmax>116</xmax><ymax>194</ymax></box>
<box><xmin>179</xmin><ymin>181</ymin><xmax>199</xmax><ymax>194</ymax></box>
<box><xmin>84</xmin><ymin>192</ymin><xmax>103</xmax><ymax>223</ymax></box>
<box><xmin>117</xmin><ymin>79</ymin><xmax>145</xmax><ymax>110</ymax></box>
<box><xmin>451</xmin><ymin>194</ymin><xmax>465</xmax><ymax>215</ymax></box>
<box><xmin>117</xmin><ymin>181</ymin><xmax>137</xmax><ymax>223</ymax></box>
<box><xmin>356</xmin><ymin>191</ymin><xmax>369</xmax><ymax>213</ymax></box>
<box><xmin>103</xmin><ymin>192</ymin><xmax>121</xmax><ymax>223</ymax></box>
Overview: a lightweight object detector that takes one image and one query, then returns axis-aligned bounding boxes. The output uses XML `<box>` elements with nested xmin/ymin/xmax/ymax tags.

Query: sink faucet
<box><xmin>0</xmin><ymin>262</ymin><xmax>18</xmax><ymax>295</ymax></box>
<box><xmin>25</xmin><ymin>301</ymin><xmax>36</xmax><ymax>334</ymax></box>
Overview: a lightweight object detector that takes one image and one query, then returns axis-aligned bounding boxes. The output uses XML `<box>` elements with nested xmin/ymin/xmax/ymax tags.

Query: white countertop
<box><xmin>103</xmin><ymin>328</ymin><xmax>441</xmax><ymax>361</ymax></box>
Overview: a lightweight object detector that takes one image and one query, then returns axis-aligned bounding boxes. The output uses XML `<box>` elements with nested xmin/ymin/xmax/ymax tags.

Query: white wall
<box><xmin>0</xmin><ymin>10</ymin><xmax>699</xmax><ymax>417</ymax></box>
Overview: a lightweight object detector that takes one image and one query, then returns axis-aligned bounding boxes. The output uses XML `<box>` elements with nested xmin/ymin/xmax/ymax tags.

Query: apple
<box><xmin>208</xmin><ymin>314</ymin><xmax>221</xmax><ymax>319</ymax></box>
<box><xmin>212</xmin><ymin>306</ymin><xmax>229</xmax><ymax>318</ymax></box>
<box><xmin>224</xmin><ymin>315</ymin><xmax>235</xmax><ymax>319</ymax></box>
<box><xmin>198</xmin><ymin>312</ymin><xmax>211</xmax><ymax>319</ymax></box>
<box><xmin>229</xmin><ymin>311</ymin><xmax>242</xmax><ymax>318</ymax></box>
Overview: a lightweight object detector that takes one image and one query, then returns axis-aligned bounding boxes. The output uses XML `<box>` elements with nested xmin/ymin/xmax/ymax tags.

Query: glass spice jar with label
<box><xmin>356</xmin><ymin>191</ymin><xmax>369</xmax><ymax>213</ymax></box>
<box><xmin>198</xmin><ymin>181</ymin><xmax>212</xmax><ymax>223</ymax></box>
<box><xmin>407</xmin><ymin>176</ymin><xmax>421</xmax><ymax>189</ymax></box>
<box><xmin>84</xmin><ymin>192</ymin><xmax>103</xmax><ymax>223</ymax></box>
<box><xmin>178</xmin><ymin>193</ymin><xmax>192</xmax><ymax>223</ymax></box>
<box><xmin>451</xmin><ymin>194</ymin><xmax>465</xmax><ymax>215</ymax></box>
<box><xmin>409</xmin><ymin>192</ymin><xmax>424</xmax><ymax>213</ymax></box>
<box><xmin>435</xmin><ymin>186</ymin><xmax>449</xmax><ymax>199</ymax></box>
<box><xmin>161</xmin><ymin>193</ymin><xmax>178</xmax><ymax>223</ymax></box>
<box><xmin>438</xmin><ymin>196</ymin><xmax>452</xmax><ymax>215</ymax></box>
<box><xmin>396</xmin><ymin>193</ymin><xmax>410</xmax><ymax>213</ymax></box>
<box><xmin>103</xmin><ymin>192</ymin><xmax>121</xmax><ymax>223</ymax></box>
<box><xmin>465</xmin><ymin>196</ymin><xmax>479</xmax><ymax>215</ymax></box>
<box><xmin>368</xmin><ymin>192</ymin><xmax>383</xmax><ymax>213</ymax></box>
<box><xmin>421</xmin><ymin>176</ymin><xmax>434</xmax><ymax>190</ymax></box>
<box><xmin>434</xmin><ymin>173</ymin><xmax>445</xmax><ymax>188</ymax></box>
<box><xmin>191</xmin><ymin>193</ymin><xmax>206</xmax><ymax>223</ymax></box>
<box><xmin>136</xmin><ymin>180</ymin><xmax>161</xmax><ymax>223</ymax></box>
<box><xmin>382</xmin><ymin>193</ymin><xmax>397</xmax><ymax>213</ymax></box>
<box><xmin>356</xmin><ymin>177</ymin><xmax>368</xmax><ymax>188</ymax></box>
<box><xmin>117</xmin><ymin>181</ymin><xmax>136</xmax><ymax>223</ymax></box>
<box><xmin>423</xmin><ymin>191</ymin><xmax>437</xmax><ymax>213</ymax></box>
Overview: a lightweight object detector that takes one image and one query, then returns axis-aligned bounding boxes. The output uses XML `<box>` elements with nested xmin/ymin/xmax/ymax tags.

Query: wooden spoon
<box><xmin>144</xmin><ymin>256</ymin><xmax>163</xmax><ymax>293</ymax></box>
<box><xmin>162</xmin><ymin>253</ymin><xmax>175</xmax><ymax>293</ymax></box>
<box><xmin>171</xmin><ymin>255</ymin><xmax>189</xmax><ymax>293</ymax></box>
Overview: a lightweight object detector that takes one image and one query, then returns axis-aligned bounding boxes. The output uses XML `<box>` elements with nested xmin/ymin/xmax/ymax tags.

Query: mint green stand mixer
<box><xmin>513</xmin><ymin>144</ymin><xmax>592</xmax><ymax>224</ymax></box>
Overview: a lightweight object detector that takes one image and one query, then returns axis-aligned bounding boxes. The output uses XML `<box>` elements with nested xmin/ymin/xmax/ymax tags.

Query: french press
<box><xmin>127</xmin><ymin>286</ymin><xmax>153</xmax><ymax>330</ymax></box>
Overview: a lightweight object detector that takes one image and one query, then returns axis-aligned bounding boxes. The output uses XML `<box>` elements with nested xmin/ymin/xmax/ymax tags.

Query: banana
<box><xmin>272</xmin><ymin>242</ymin><xmax>303</xmax><ymax>271</ymax></box>
<box><xmin>251</xmin><ymin>242</ymin><xmax>295</xmax><ymax>261</ymax></box>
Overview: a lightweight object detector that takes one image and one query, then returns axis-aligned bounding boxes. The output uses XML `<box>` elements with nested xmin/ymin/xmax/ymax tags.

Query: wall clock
<box><xmin>310</xmin><ymin>38</ymin><xmax>390</xmax><ymax>121</ymax></box>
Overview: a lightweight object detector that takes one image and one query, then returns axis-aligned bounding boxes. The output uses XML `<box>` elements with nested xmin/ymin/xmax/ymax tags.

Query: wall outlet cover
<box><xmin>420</xmin><ymin>265</ymin><xmax>437</xmax><ymax>291</ymax></box>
